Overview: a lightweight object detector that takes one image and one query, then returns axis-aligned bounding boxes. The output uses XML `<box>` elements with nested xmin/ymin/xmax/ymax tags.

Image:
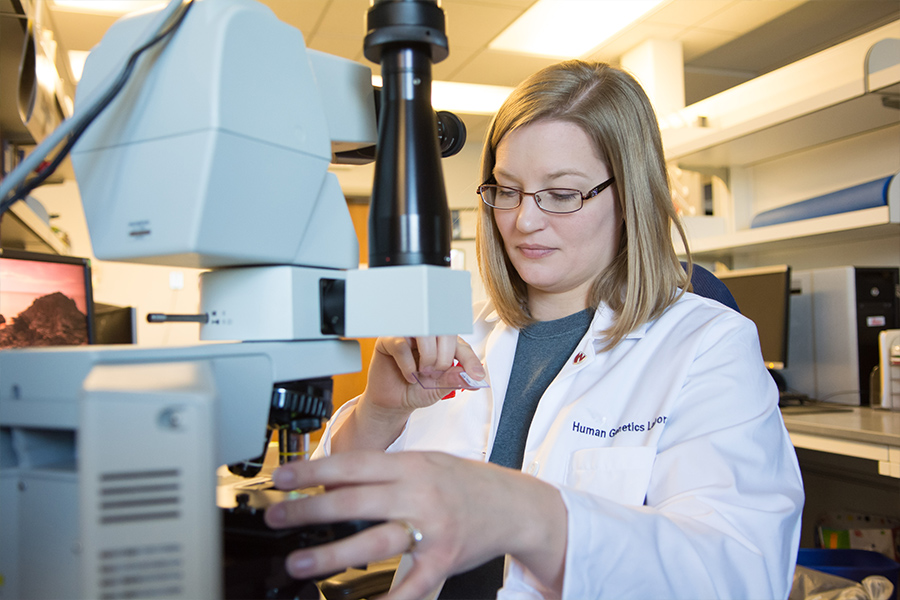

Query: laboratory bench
<box><xmin>782</xmin><ymin>405</ymin><xmax>900</xmax><ymax>478</ymax></box>
<box><xmin>782</xmin><ymin>405</ymin><xmax>900</xmax><ymax>549</ymax></box>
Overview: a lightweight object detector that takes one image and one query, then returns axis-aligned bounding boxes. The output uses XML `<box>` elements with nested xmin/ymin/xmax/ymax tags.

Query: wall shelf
<box><xmin>663</xmin><ymin>21</ymin><xmax>900</xmax><ymax>262</ymax></box>
<box><xmin>662</xmin><ymin>22</ymin><xmax>900</xmax><ymax>170</ymax></box>
<box><xmin>667</xmin><ymin>86</ymin><xmax>898</xmax><ymax>170</ymax></box>
<box><xmin>676</xmin><ymin>204</ymin><xmax>899</xmax><ymax>261</ymax></box>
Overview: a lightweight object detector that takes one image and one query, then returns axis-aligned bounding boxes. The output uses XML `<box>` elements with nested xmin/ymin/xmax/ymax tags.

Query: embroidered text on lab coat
<box><xmin>572</xmin><ymin>415</ymin><xmax>668</xmax><ymax>439</ymax></box>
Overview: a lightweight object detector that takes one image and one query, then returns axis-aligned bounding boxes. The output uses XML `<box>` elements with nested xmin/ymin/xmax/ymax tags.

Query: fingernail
<box><xmin>288</xmin><ymin>554</ymin><xmax>316</xmax><ymax>576</ymax></box>
<box><xmin>272</xmin><ymin>467</ymin><xmax>297</xmax><ymax>488</ymax></box>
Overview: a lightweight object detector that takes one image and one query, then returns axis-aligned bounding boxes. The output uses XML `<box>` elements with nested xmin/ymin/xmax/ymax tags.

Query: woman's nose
<box><xmin>515</xmin><ymin>193</ymin><xmax>547</xmax><ymax>232</ymax></box>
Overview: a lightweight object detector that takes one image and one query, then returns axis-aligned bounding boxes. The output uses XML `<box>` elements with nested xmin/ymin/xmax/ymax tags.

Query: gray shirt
<box><xmin>488</xmin><ymin>308</ymin><xmax>593</xmax><ymax>469</ymax></box>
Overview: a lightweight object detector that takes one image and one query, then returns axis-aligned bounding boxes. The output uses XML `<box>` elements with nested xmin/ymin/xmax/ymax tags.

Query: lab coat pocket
<box><xmin>565</xmin><ymin>447</ymin><xmax>656</xmax><ymax>506</ymax></box>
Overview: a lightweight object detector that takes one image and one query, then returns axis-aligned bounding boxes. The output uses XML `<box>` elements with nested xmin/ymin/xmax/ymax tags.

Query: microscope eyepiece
<box><xmin>436</xmin><ymin>110</ymin><xmax>466</xmax><ymax>157</ymax></box>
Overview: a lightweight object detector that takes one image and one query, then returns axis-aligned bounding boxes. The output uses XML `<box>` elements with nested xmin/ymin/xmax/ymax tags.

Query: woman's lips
<box><xmin>517</xmin><ymin>244</ymin><xmax>554</xmax><ymax>259</ymax></box>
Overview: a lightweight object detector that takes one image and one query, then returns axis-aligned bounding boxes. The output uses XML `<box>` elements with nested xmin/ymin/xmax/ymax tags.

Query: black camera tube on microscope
<box><xmin>364</xmin><ymin>0</ymin><xmax>452</xmax><ymax>268</ymax></box>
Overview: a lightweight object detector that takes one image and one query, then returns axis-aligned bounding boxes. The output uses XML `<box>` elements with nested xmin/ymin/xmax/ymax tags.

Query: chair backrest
<box><xmin>682</xmin><ymin>262</ymin><xmax>740</xmax><ymax>313</ymax></box>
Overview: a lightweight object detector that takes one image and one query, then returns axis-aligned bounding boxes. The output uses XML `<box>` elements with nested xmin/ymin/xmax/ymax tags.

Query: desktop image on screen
<box><xmin>0</xmin><ymin>249</ymin><xmax>95</xmax><ymax>349</ymax></box>
<box><xmin>715</xmin><ymin>265</ymin><xmax>792</xmax><ymax>371</ymax></box>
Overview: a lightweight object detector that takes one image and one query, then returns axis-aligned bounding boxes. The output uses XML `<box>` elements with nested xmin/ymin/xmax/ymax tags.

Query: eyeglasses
<box><xmin>477</xmin><ymin>176</ymin><xmax>615</xmax><ymax>214</ymax></box>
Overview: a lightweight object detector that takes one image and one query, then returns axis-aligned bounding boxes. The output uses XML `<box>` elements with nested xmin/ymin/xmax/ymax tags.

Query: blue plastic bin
<box><xmin>798</xmin><ymin>549</ymin><xmax>900</xmax><ymax>599</ymax></box>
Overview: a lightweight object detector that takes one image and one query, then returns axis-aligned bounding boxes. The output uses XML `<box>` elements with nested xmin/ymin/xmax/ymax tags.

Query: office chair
<box><xmin>683</xmin><ymin>262</ymin><xmax>740</xmax><ymax>313</ymax></box>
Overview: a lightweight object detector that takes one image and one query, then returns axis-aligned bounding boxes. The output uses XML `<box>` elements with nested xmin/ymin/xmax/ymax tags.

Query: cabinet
<box><xmin>783</xmin><ymin>407</ymin><xmax>900</xmax><ymax>548</ymax></box>
<box><xmin>662</xmin><ymin>20</ymin><xmax>900</xmax><ymax>265</ymax></box>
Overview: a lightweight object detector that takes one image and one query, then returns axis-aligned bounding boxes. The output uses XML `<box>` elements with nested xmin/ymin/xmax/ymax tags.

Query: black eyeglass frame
<box><xmin>476</xmin><ymin>176</ymin><xmax>615</xmax><ymax>214</ymax></box>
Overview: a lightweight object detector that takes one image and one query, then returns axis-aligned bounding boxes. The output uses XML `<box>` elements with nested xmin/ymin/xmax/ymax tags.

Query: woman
<box><xmin>264</xmin><ymin>60</ymin><xmax>804</xmax><ymax>599</ymax></box>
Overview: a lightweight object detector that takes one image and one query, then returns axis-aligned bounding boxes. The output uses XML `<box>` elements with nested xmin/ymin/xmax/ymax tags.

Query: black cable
<box><xmin>0</xmin><ymin>0</ymin><xmax>194</xmax><ymax>216</ymax></box>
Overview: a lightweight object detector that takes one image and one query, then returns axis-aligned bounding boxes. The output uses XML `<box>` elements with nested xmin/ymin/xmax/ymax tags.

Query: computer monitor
<box><xmin>93</xmin><ymin>302</ymin><xmax>137</xmax><ymax>345</ymax></box>
<box><xmin>0</xmin><ymin>249</ymin><xmax>95</xmax><ymax>348</ymax></box>
<box><xmin>715</xmin><ymin>265</ymin><xmax>792</xmax><ymax>370</ymax></box>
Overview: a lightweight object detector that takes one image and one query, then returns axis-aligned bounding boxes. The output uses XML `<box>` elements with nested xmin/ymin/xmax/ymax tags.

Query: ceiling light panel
<box><xmin>489</xmin><ymin>0</ymin><xmax>669</xmax><ymax>58</ymax></box>
<box><xmin>51</xmin><ymin>1</ymin><xmax>168</xmax><ymax>16</ymax></box>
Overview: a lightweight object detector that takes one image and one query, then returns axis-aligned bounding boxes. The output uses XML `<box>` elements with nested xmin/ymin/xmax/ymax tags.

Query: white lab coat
<box><xmin>316</xmin><ymin>292</ymin><xmax>804</xmax><ymax>599</ymax></box>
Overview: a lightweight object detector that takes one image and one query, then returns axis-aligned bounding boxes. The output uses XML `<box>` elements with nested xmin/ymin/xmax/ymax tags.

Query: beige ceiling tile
<box><xmin>448</xmin><ymin>0</ymin><xmax>538</xmax><ymax>9</ymax></box>
<box><xmin>487</xmin><ymin>0</ymin><xmax>538</xmax><ymax>8</ymax></box>
<box><xmin>646</xmin><ymin>0</ymin><xmax>739</xmax><ymax>28</ymax></box>
<box><xmin>315</xmin><ymin>0</ymin><xmax>371</xmax><ymax>37</ymax></box>
<box><xmin>258</xmin><ymin>0</ymin><xmax>330</xmax><ymax>36</ymax></box>
<box><xmin>700</xmin><ymin>0</ymin><xmax>806</xmax><ymax>33</ymax></box>
<box><xmin>308</xmin><ymin>35</ymin><xmax>366</xmax><ymax>63</ymax></box>
<box><xmin>452</xmin><ymin>49</ymin><xmax>558</xmax><ymax>87</ymax></box>
<box><xmin>442</xmin><ymin>1</ymin><xmax>533</xmax><ymax>52</ymax></box>
<box><xmin>434</xmin><ymin>46</ymin><xmax>480</xmax><ymax>81</ymax></box>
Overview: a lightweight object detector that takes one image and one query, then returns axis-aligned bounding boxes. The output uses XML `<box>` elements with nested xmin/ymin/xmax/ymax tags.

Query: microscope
<box><xmin>0</xmin><ymin>0</ymin><xmax>470</xmax><ymax>598</ymax></box>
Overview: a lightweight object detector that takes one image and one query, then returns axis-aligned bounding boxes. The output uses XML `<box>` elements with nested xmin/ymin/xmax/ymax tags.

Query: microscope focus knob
<box><xmin>270</xmin><ymin>378</ymin><xmax>334</xmax><ymax>434</ymax></box>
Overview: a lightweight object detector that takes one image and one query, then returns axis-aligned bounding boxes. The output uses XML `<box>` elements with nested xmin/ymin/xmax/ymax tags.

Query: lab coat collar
<box><xmin>477</xmin><ymin>300</ymin><xmax>651</xmax><ymax>343</ymax></box>
<box><xmin>476</xmin><ymin>300</ymin><xmax>502</xmax><ymax>324</ymax></box>
<box><xmin>589</xmin><ymin>303</ymin><xmax>650</xmax><ymax>338</ymax></box>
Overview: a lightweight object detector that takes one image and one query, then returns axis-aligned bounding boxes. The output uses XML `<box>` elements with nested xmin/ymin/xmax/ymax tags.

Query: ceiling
<box><xmin>41</xmin><ymin>0</ymin><xmax>900</xmax><ymax>107</ymax></box>
<box><xmin>1</xmin><ymin>0</ymin><xmax>898</xmax><ymax>184</ymax></box>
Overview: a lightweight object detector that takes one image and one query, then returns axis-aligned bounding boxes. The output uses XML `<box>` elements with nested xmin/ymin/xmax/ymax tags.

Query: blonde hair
<box><xmin>476</xmin><ymin>60</ymin><xmax>691</xmax><ymax>349</ymax></box>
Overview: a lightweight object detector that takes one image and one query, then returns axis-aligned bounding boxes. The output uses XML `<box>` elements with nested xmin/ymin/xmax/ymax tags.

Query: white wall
<box><xmin>445</xmin><ymin>116</ymin><xmax>490</xmax><ymax>304</ymax></box>
<box><xmin>442</xmin><ymin>116</ymin><xmax>489</xmax><ymax>210</ymax></box>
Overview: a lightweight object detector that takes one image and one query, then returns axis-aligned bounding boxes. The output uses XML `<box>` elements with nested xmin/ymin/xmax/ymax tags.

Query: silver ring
<box><xmin>398</xmin><ymin>519</ymin><xmax>423</xmax><ymax>554</ymax></box>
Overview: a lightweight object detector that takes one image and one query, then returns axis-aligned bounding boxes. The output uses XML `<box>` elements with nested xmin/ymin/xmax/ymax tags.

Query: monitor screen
<box><xmin>715</xmin><ymin>265</ymin><xmax>792</xmax><ymax>370</ymax></box>
<box><xmin>0</xmin><ymin>249</ymin><xmax>95</xmax><ymax>349</ymax></box>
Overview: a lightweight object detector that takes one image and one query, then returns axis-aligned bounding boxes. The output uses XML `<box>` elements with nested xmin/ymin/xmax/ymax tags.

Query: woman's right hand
<box><xmin>264</xmin><ymin>450</ymin><xmax>567</xmax><ymax>599</ymax></box>
<box><xmin>331</xmin><ymin>335</ymin><xmax>484</xmax><ymax>452</ymax></box>
<box><xmin>364</xmin><ymin>335</ymin><xmax>484</xmax><ymax>412</ymax></box>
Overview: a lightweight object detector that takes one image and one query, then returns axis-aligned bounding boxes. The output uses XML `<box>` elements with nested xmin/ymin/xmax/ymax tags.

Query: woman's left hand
<box><xmin>263</xmin><ymin>450</ymin><xmax>568</xmax><ymax>600</ymax></box>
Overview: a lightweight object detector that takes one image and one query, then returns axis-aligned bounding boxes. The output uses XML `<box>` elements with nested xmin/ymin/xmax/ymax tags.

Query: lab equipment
<box><xmin>0</xmin><ymin>0</ymin><xmax>471</xmax><ymax>598</ymax></box>
<box><xmin>878</xmin><ymin>329</ymin><xmax>900</xmax><ymax>409</ymax></box>
<box><xmin>780</xmin><ymin>266</ymin><xmax>900</xmax><ymax>405</ymax></box>
<box><xmin>413</xmin><ymin>368</ymin><xmax>490</xmax><ymax>390</ymax></box>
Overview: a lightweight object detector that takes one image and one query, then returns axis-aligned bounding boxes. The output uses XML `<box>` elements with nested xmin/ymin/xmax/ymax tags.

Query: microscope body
<box><xmin>0</xmin><ymin>1</ymin><xmax>471</xmax><ymax>598</ymax></box>
<box><xmin>0</xmin><ymin>341</ymin><xmax>358</xmax><ymax>599</ymax></box>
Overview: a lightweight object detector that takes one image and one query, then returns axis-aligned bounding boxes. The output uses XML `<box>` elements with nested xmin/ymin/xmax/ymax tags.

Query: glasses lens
<box><xmin>482</xmin><ymin>185</ymin><xmax>520</xmax><ymax>209</ymax></box>
<box><xmin>535</xmin><ymin>189</ymin><xmax>583</xmax><ymax>213</ymax></box>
